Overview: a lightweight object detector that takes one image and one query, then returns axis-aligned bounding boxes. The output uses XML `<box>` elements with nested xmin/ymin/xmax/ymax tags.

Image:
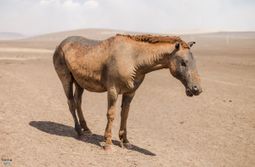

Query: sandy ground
<box><xmin>0</xmin><ymin>30</ymin><xmax>255</xmax><ymax>167</ymax></box>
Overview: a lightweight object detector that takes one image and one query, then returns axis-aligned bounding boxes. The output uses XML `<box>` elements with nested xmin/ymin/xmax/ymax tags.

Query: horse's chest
<box><xmin>118</xmin><ymin>75</ymin><xmax>145</xmax><ymax>94</ymax></box>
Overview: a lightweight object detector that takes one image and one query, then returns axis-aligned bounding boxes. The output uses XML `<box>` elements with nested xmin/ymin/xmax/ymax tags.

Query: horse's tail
<box><xmin>53</xmin><ymin>43</ymin><xmax>74</xmax><ymax>85</ymax></box>
<box><xmin>53</xmin><ymin>45</ymin><xmax>64</xmax><ymax>69</ymax></box>
<box><xmin>53</xmin><ymin>43</ymin><xmax>70</xmax><ymax>73</ymax></box>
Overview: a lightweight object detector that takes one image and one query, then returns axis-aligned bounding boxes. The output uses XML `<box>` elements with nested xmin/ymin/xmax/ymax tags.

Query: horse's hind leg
<box><xmin>63</xmin><ymin>79</ymin><xmax>83</xmax><ymax>136</ymax></box>
<box><xmin>74</xmin><ymin>82</ymin><xmax>92</xmax><ymax>134</ymax></box>
<box><xmin>53</xmin><ymin>57</ymin><xmax>82</xmax><ymax>136</ymax></box>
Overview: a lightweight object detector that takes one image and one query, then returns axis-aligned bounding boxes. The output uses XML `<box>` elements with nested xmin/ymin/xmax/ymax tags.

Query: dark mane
<box><xmin>116</xmin><ymin>34</ymin><xmax>189</xmax><ymax>48</ymax></box>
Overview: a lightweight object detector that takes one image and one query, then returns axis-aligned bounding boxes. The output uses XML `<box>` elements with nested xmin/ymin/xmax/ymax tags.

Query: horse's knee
<box><xmin>106</xmin><ymin>112</ymin><xmax>115</xmax><ymax>121</ymax></box>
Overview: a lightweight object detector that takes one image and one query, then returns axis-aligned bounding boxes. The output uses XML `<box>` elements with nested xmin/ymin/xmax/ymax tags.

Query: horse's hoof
<box><xmin>76</xmin><ymin>130</ymin><xmax>83</xmax><ymax>137</ymax></box>
<box><xmin>83</xmin><ymin>129</ymin><xmax>92</xmax><ymax>136</ymax></box>
<box><xmin>103</xmin><ymin>144</ymin><xmax>112</xmax><ymax>151</ymax></box>
<box><xmin>99</xmin><ymin>142</ymin><xmax>112</xmax><ymax>151</ymax></box>
<box><xmin>75</xmin><ymin>125</ymin><xmax>83</xmax><ymax>136</ymax></box>
<box><xmin>120</xmin><ymin>142</ymin><xmax>124</xmax><ymax>148</ymax></box>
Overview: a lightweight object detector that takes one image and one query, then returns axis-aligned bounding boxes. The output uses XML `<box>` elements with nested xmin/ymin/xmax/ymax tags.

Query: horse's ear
<box><xmin>188</xmin><ymin>41</ymin><xmax>196</xmax><ymax>48</ymax></box>
<box><xmin>175</xmin><ymin>42</ymin><xmax>180</xmax><ymax>50</ymax></box>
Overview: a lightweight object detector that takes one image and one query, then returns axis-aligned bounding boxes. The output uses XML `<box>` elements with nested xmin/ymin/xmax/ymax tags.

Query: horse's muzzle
<box><xmin>186</xmin><ymin>85</ymin><xmax>202</xmax><ymax>97</ymax></box>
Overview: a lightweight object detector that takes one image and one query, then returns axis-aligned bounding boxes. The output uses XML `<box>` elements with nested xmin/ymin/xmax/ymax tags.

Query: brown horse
<box><xmin>53</xmin><ymin>34</ymin><xmax>202</xmax><ymax>150</ymax></box>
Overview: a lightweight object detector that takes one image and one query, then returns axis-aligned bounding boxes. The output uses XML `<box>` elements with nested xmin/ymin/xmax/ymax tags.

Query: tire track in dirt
<box><xmin>203</xmin><ymin>77</ymin><xmax>255</xmax><ymax>89</ymax></box>
<box><xmin>0</xmin><ymin>47</ymin><xmax>53</xmax><ymax>53</ymax></box>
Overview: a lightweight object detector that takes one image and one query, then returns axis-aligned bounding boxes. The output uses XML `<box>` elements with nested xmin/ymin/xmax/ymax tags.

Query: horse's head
<box><xmin>168</xmin><ymin>41</ymin><xmax>202</xmax><ymax>97</ymax></box>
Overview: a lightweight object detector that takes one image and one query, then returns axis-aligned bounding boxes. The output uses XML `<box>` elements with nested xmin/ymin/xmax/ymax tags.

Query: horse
<box><xmin>53</xmin><ymin>34</ymin><xmax>202</xmax><ymax>150</ymax></box>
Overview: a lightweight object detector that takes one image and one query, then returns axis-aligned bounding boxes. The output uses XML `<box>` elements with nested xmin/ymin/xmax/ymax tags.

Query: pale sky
<box><xmin>0</xmin><ymin>0</ymin><xmax>255</xmax><ymax>35</ymax></box>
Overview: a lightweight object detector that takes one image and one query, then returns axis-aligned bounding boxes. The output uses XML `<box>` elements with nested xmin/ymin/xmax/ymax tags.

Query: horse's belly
<box><xmin>73</xmin><ymin>74</ymin><xmax>107</xmax><ymax>92</ymax></box>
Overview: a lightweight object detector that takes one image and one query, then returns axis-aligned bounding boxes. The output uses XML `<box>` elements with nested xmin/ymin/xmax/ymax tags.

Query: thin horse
<box><xmin>53</xmin><ymin>34</ymin><xmax>202</xmax><ymax>150</ymax></box>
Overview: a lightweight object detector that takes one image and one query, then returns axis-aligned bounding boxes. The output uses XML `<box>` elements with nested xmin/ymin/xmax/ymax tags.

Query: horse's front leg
<box><xmin>104</xmin><ymin>87</ymin><xmax>118</xmax><ymax>150</ymax></box>
<box><xmin>119</xmin><ymin>92</ymin><xmax>135</xmax><ymax>149</ymax></box>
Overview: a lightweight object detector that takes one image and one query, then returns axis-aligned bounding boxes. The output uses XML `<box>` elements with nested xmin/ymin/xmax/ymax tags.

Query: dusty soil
<box><xmin>0</xmin><ymin>30</ymin><xmax>255</xmax><ymax>167</ymax></box>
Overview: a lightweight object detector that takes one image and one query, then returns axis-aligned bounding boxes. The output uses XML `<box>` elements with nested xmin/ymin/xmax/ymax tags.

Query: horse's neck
<box><xmin>135</xmin><ymin>43</ymin><xmax>174</xmax><ymax>74</ymax></box>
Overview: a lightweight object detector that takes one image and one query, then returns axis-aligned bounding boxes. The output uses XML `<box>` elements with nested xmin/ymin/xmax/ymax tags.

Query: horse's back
<box><xmin>60</xmin><ymin>36</ymin><xmax>99</xmax><ymax>47</ymax></box>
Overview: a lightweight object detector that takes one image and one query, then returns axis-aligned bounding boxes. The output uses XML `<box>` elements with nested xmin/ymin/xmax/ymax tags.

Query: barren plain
<box><xmin>0</xmin><ymin>29</ymin><xmax>255</xmax><ymax>167</ymax></box>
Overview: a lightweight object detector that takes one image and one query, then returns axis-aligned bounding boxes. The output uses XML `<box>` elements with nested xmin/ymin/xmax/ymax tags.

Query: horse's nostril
<box><xmin>192</xmin><ymin>85</ymin><xmax>198</xmax><ymax>91</ymax></box>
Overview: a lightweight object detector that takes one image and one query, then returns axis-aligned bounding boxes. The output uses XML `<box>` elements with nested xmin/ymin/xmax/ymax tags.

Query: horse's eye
<box><xmin>181</xmin><ymin>60</ymin><xmax>186</xmax><ymax>67</ymax></box>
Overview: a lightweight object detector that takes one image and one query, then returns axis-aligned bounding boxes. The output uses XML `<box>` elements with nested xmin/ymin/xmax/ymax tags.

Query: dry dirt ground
<box><xmin>0</xmin><ymin>30</ymin><xmax>255</xmax><ymax>167</ymax></box>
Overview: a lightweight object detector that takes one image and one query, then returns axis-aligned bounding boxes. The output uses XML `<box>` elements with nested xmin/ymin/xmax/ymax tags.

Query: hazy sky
<box><xmin>0</xmin><ymin>0</ymin><xmax>255</xmax><ymax>35</ymax></box>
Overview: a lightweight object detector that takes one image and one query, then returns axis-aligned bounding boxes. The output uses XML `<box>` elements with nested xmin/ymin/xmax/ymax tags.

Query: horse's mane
<box><xmin>116</xmin><ymin>34</ymin><xmax>189</xmax><ymax>48</ymax></box>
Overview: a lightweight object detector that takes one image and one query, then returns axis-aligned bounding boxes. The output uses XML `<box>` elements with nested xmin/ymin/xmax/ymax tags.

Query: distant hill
<box><xmin>27</xmin><ymin>29</ymin><xmax>255</xmax><ymax>43</ymax></box>
<box><xmin>1</xmin><ymin>28</ymin><xmax>254</xmax><ymax>50</ymax></box>
<box><xmin>0</xmin><ymin>32</ymin><xmax>25</xmax><ymax>40</ymax></box>
<box><xmin>182</xmin><ymin>31</ymin><xmax>255</xmax><ymax>39</ymax></box>
<box><xmin>27</xmin><ymin>28</ymin><xmax>133</xmax><ymax>41</ymax></box>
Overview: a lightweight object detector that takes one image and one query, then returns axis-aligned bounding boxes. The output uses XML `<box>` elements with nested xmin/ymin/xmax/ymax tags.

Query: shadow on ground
<box><xmin>29</xmin><ymin>121</ymin><xmax>156</xmax><ymax>156</ymax></box>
